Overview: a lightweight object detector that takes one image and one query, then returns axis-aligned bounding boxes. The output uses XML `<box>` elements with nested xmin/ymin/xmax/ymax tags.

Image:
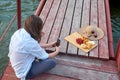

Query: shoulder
<box><xmin>25</xmin><ymin>38</ymin><xmax>42</xmax><ymax>50</ymax></box>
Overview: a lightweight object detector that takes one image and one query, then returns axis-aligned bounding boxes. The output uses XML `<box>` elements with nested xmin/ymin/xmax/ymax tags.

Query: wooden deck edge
<box><xmin>1</xmin><ymin>54</ymin><xmax>119</xmax><ymax>79</ymax></box>
<box><xmin>55</xmin><ymin>55</ymin><xmax>118</xmax><ymax>74</ymax></box>
<box><xmin>116</xmin><ymin>38</ymin><xmax>120</xmax><ymax>69</ymax></box>
<box><xmin>0</xmin><ymin>62</ymin><xmax>13</xmax><ymax>80</ymax></box>
<box><xmin>48</xmin><ymin>63</ymin><xmax>119</xmax><ymax>80</ymax></box>
<box><xmin>1</xmin><ymin>62</ymin><xmax>77</xmax><ymax>80</ymax></box>
<box><xmin>34</xmin><ymin>0</ymin><xmax>46</xmax><ymax>16</ymax></box>
<box><xmin>1</xmin><ymin>58</ymin><xmax>118</xmax><ymax>80</ymax></box>
<box><xmin>30</xmin><ymin>73</ymin><xmax>77</xmax><ymax>80</ymax></box>
<box><xmin>104</xmin><ymin>0</ymin><xmax>115</xmax><ymax>60</ymax></box>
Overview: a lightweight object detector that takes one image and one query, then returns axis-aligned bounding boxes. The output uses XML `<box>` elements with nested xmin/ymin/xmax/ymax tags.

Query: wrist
<box><xmin>55</xmin><ymin>49</ymin><xmax>59</xmax><ymax>53</ymax></box>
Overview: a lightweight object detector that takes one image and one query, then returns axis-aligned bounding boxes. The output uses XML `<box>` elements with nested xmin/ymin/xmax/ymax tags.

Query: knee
<box><xmin>51</xmin><ymin>59</ymin><xmax>57</xmax><ymax>66</ymax></box>
<box><xmin>48</xmin><ymin>59</ymin><xmax>57</xmax><ymax>68</ymax></box>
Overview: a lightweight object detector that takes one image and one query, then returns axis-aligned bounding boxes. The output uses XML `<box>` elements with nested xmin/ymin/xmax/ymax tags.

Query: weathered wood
<box><xmin>38</xmin><ymin>0</ymin><xmax>111</xmax><ymax>60</ymax></box>
<box><xmin>48</xmin><ymin>0</ymin><xmax>68</xmax><ymax>43</ymax></box>
<box><xmin>46</xmin><ymin>0</ymin><xmax>68</xmax><ymax>51</ymax></box>
<box><xmin>104</xmin><ymin>0</ymin><xmax>115</xmax><ymax>59</ymax></box>
<box><xmin>2</xmin><ymin>56</ymin><xmax>118</xmax><ymax>80</ymax></box>
<box><xmin>1</xmin><ymin>63</ymin><xmax>19</xmax><ymax>80</ymax></box>
<box><xmin>55</xmin><ymin>55</ymin><xmax>118</xmax><ymax>74</ymax></box>
<box><xmin>39</xmin><ymin>0</ymin><xmax>54</xmax><ymax>23</ymax></box>
<box><xmin>67</xmin><ymin>0</ymin><xmax>83</xmax><ymax>55</ymax></box>
<box><xmin>1</xmin><ymin>62</ymin><xmax>76</xmax><ymax>80</ymax></box>
<box><xmin>1</xmin><ymin>0</ymin><xmax>118</xmax><ymax>80</ymax></box>
<box><xmin>48</xmin><ymin>64</ymin><xmax>119</xmax><ymax>80</ymax></box>
<box><xmin>78</xmin><ymin>0</ymin><xmax>90</xmax><ymax>56</ymax></box>
<box><xmin>89</xmin><ymin>0</ymin><xmax>99</xmax><ymax>58</ymax></box>
<box><xmin>40</xmin><ymin>0</ymin><xmax>61</xmax><ymax>44</ymax></box>
<box><xmin>34</xmin><ymin>0</ymin><xmax>46</xmax><ymax>16</ymax></box>
<box><xmin>98</xmin><ymin>0</ymin><xmax>109</xmax><ymax>59</ymax></box>
<box><xmin>33</xmin><ymin>73</ymin><xmax>76</xmax><ymax>80</ymax></box>
<box><xmin>116</xmin><ymin>38</ymin><xmax>120</xmax><ymax>72</ymax></box>
<box><xmin>59</xmin><ymin>0</ymin><xmax>75</xmax><ymax>53</ymax></box>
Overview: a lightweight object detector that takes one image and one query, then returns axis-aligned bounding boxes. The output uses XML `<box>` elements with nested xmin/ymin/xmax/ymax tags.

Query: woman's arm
<box><xmin>39</xmin><ymin>42</ymin><xmax>56</xmax><ymax>48</ymax></box>
<box><xmin>48</xmin><ymin>46</ymin><xmax>60</xmax><ymax>58</ymax></box>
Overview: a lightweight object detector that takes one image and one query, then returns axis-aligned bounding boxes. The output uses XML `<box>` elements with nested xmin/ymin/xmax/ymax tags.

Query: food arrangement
<box><xmin>65</xmin><ymin>32</ymin><xmax>97</xmax><ymax>52</ymax></box>
<box><xmin>76</xmin><ymin>36</ymin><xmax>95</xmax><ymax>49</ymax></box>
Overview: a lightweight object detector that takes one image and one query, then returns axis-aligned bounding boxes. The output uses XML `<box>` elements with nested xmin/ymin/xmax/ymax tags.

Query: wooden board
<box><xmin>89</xmin><ymin>0</ymin><xmax>99</xmax><ymax>58</ymax></box>
<box><xmin>116</xmin><ymin>38</ymin><xmax>120</xmax><ymax>72</ymax></box>
<box><xmin>104</xmin><ymin>0</ymin><xmax>115</xmax><ymax>59</ymax></box>
<box><xmin>65</xmin><ymin>32</ymin><xmax>97</xmax><ymax>53</ymax></box>
<box><xmin>48</xmin><ymin>0</ymin><xmax>68</xmax><ymax>43</ymax></box>
<box><xmin>38</xmin><ymin>0</ymin><xmax>110</xmax><ymax>60</ymax></box>
<box><xmin>40</xmin><ymin>0</ymin><xmax>61</xmax><ymax>44</ymax></box>
<box><xmin>59</xmin><ymin>0</ymin><xmax>75</xmax><ymax>53</ymax></box>
<box><xmin>47</xmin><ymin>0</ymin><xmax>68</xmax><ymax>51</ymax></box>
<box><xmin>98</xmin><ymin>0</ymin><xmax>109</xmax><ymax>59</ymax></box>
<box><xmin>40</xmin><ymin>0</ymin><xmax>54</xmax><ymax>23</ymax></box>
<box><xmin>55</xmin><ymin>55</ymin><xmax>118</xmax><ymax>74</ymax></box>
<box><xmin>67</xmin><ymin>0</ymin><xmax>83</xmax><ymax>55</ymax></box>
<box><xmin>48</xmin><ymin>64</ymin><xmax>119</xmax><ymax>80</ymax></box>
<box><xmin>78</xmin><ymin>0</ymin><xmax>90</xmax><ymax>56</ymax></box>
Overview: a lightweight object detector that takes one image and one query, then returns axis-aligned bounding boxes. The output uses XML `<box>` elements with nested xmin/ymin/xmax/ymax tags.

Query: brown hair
<box><xmin>24</xmin><ymin>15</ymin><xmax>43</xmax><ymax>42</ymax></box>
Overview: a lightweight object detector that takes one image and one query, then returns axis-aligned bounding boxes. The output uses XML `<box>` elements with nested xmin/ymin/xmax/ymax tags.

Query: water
<box><xmin>110</xmin><ymin>1</ymin><xmax>120</xmax><ymax>53</ymax></box>
<box><xmin>0</xmin><ymin>0</ymin><xmax>120</xmax><ymax>77</ymax></box>
<box><xmin>0</xmin><ymin>0</ymin><xmax>39</xmax><ymax>77</ymax></box>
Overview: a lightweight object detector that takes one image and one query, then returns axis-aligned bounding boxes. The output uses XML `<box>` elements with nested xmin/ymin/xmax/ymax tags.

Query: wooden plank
<box><xmin>55</xmin><ymin>55</ymin><xmax>118</xmax><ymax>74</ymax></box>
<box><xmin>40</xmin><ymin>0</ymin><xmax>61</xmax><ymax>44</ymax></box>
<box><xmin>48</xmin><ymin>0</ymin><xmax>68</xmax><ymax>43</ymax></box>
<box><xmin>89</xmin><ymin>0</ymin><xmax>99</xmax><ymax>58</ymax></box>
<box><xmin>48</xmin><ymin>64</ymin><xmax>119</xmax><ymax>80</ymax></box>
<box><xmin>116</xmin><ymin>38</ymin><xmax>120</xmax><ymax>72</ymax></box>
<box><xmin>35</xmin><ymin>73</ymin><xmax>76</xmax><ymax>80</ymax></box>
<box><xmin>39</xmin><ymin>0</ymin><xmax>54</xmax><ymax>23</ymax></box>
<box><xmin>78</xmin><ymin>0</ymin><xmax>90</xmax><ymax>56</ymax></box>
<box><xmin>104</xmin><ymin>0</ymin><xmax>115</xmax><ymax>59</ymax></box>
<box><xmin>59</xmin><ymin>0</ymin><xmax>75</xmax><ymax>53</ymax></box>
<box><xmin>1</xmin><ymin>63</ymin><xmax>19</xmax><ymax>80</ymax></box>
<box><xmin>98</xmin><ymin>0</ymin><xmax>109</xmax><ymax>59</ymax></box>
<box><xmin>47</xmin><ymin>0</ymin><xmax>68</xmax><ymax>51</ymax></box>
<box><xmin>34</xmin><ymin>0</ymin><xmax>46</xmax><ymax>16</ymax></box>
<box><xmin>1</xmin><ymin>62</ymin><xmax>76</xmax><ymax>80</ymax></box>
<box><xmin>67</xmin><ymin>0</ymin><xmax>83</xmax><ymax>55</ymax></box>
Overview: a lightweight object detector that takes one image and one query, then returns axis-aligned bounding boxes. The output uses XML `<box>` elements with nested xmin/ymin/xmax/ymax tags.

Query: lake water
<box><xmin>0</xmin><ymin>0</ymin><xmax>40</xmax><ymax>77</ymax></box>
<box><xmin>110</xmin><ymin>1</ymin><xmax>120</xmax><ymax>53</ymax></box>
<box><xmin>0</xmin><ymin>0</ymin><xmax>120</xmax><ymax>77</ymax></box>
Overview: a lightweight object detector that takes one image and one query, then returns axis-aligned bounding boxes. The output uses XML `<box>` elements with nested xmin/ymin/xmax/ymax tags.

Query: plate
<box><xmin>65</xmin><ymin>32</ymin><xmax>97</xmax><ymax>52</ymax></box>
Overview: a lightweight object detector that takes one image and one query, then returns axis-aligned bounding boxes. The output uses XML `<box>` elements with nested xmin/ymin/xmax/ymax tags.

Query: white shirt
<box><xmin>8</xmin><ymin>28</ymin><xmax>48</xmax><ymax>80</ymax></box>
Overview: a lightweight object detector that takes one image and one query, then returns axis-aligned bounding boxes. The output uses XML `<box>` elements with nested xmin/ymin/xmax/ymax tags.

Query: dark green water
<box><xmin>0</xmin><ymin>0</ymin><xmax>39</xmax><ymax>77</ymax></box>
<box><xmin>0</xmin><ymin>0</ymin><xmax>120</xmax><ymax>77</ymax></box>
<box><xmin>110</xmin><ymin>1</ymin><xmax>120</xmax><ymax>54</ymax></box>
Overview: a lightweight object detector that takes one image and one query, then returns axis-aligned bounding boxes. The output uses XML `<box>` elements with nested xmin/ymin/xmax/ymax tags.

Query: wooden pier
<box><xmin>1</xmin><ymin>0</ymin><xmax>120</xmax><ymax>80</ymax></box>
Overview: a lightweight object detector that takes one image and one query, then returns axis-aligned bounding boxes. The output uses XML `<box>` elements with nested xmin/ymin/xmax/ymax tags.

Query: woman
<box><xmin>8</xmin><ymin>15</ymin><xmax>60</xmax><ymax>80</ymax></box>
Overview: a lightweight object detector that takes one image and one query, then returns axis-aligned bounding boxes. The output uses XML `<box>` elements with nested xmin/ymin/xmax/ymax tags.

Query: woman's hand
<box><xmin>39</xmin><ymin>41</ymin><xmax>57</xmax><ymax>48</ymax></box>
<box><xmin>48</xmin><ymin>45</ymin><xmax>61</xmax><ymax>58</ymax></box>
<box><xmin>49</xmin><ymin>41</ymin><xmax>57</xmax><ymax>47</ymax></box>
<box><xmin>55</xmin><ymin>45</ymin><xmax>60</xmax><ymax>53</ymax></box>
<box><xmin>40</xmin><ymin>39</ymin><xmax>60</xmax><ymax>48</ymax></box>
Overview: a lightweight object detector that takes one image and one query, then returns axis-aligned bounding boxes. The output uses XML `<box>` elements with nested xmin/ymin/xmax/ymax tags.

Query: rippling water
<box><xmin>0</xmin><ymin>0</ymin><xmax>39</xmax><ymax>77</ymax></box>
<box><xmin>110</xmin><ymin>3</ymin><xmax>120</xmax><ymax>54</ymax></box>
<box><xmin>0</xmin><ymin>0</ymin><xmax>120</xmax><ymax>77</ymax></box>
